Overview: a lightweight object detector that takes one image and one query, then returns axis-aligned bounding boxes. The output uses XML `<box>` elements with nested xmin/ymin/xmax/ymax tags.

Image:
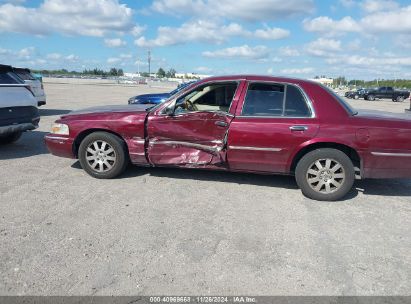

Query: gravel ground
<box><xmin>0</xmin><ymin>83</ymin><xmax>410</xmax><ymax>296</ymax></box>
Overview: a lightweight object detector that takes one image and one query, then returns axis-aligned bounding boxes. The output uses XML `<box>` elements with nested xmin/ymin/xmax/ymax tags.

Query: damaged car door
<box><xmin>146</xmin><ymin>81</ymin><xmax>244</xmax><ymax>166</ymax></box>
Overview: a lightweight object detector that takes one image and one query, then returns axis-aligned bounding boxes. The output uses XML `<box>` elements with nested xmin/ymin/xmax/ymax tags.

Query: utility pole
<box><xmin>148</xmin><ymin>49</ymin><xmax>151</xmax><ymax>77</ymax></box>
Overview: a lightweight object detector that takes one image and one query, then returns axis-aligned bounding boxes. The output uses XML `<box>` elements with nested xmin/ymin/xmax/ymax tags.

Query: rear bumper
<box><xmin>38</xmin><ymin>101</ymin><xmax>46</xmax><ymax>106</ymax></box>
<box><xmin>0</xmin><ymin>119</ymin><xmax>39</xmax><ymax>136</ymax></box>
<box><xmin>44</xmin><ymin>134</ymin><xmax>75</xmax><ymax>159</ymax></box>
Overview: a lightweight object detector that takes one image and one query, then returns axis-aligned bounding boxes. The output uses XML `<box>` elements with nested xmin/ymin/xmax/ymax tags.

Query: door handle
<box><xmin>215</xmin><ymin>121</ymin><xmax>228</xmax><ymax>127</ymax></box>
<box><xmin>290</xmin><ymin>125</ymin><xmax>308</xmax><ymax>132</ymax></box>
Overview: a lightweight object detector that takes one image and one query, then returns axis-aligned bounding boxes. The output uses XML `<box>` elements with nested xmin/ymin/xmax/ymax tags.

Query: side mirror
<box><xmin>164</xmin><ymin>106</ymin><xmax>174</xmax><ymax>116</ymax></box>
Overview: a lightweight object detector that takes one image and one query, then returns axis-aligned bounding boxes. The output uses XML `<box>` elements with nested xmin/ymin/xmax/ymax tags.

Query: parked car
<box><xmin>0</xmin><ymin>64</ymin><xmax>40</xmax><ymax>144</ymax></box>
<box><xmin>345</xmin><ymin>89</ymin><xmax>365</xmax><ymax>99</ymax></box>
<box><xmin>363</xmin><ymin>86</ymin><xmax>410</xmax><ymax>102</ymax></box>
<box><xmin>45</xmin><ymin>75</ymin><xmax>411</xmax><ymax>201</ymax></box>
<box><xmin>12</xmin><ymin>67</ymin><xmax>46</xmax><ymax>106</ymax></box>
<box><xmin>128</xmin><ymin>81</ymin><xmax>196</xmax><ymax>104</ymax></box>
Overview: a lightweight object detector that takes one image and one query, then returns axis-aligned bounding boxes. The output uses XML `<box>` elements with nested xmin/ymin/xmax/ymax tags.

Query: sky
<box><xmin>0</xmin><ymin>0</ymin><xmax>411</xmax><ymax>80</ymax></box>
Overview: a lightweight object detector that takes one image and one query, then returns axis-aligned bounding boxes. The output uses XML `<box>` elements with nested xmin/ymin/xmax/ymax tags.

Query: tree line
<box><xmin>32</xmin><ymin>68</ymin><xmax>124</xmax><ymax>77</ymax></box>
<box><xmin>331</xmin><ymin>76</ymin><xmax>411</xmax><ymax>89</ymax></box>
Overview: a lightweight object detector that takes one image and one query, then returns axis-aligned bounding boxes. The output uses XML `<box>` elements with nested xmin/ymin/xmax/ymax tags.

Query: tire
<box><xmin>367</xmin><ymin>95</ymin><xmax>375</xmax><ymax>101</ymax></box>
<box><xmin>0</xmin><ymin>132</ymin><xmax>22</xmax><ymax>145</ymax></box>
<box><xmin>396</xmin><ymin>96</ymin><xmax>404</xmax><ymax>102</ymax></box>
<box><xmin>354</xmin><ymin>95</ymin><xmax>359</xmax><ymax>100</ymax></box>
<box><xmin>78</xmin><ymin>132</ymin><xmax>129</xmax><ymax>179</ymax></box>
<box><xmin>295</xmin><ymin>148</ymin><xmax>355</xmax><ymax>201</ymax></box>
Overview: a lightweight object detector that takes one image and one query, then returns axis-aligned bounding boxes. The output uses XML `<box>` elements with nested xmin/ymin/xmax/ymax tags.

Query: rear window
<box><xmin>323</xmin><ymin>85</ymin><xmax>358</xmax><ymax>116</ymax></box>
<box><xmin>241</xmin><ymin>82</ymin><xmax>311</xmax><ymax>117</ymax></box>
<box><xmin>14</xmin><ymin>70</ymin><xmax>36</xmax><ymax>81</ymax></box>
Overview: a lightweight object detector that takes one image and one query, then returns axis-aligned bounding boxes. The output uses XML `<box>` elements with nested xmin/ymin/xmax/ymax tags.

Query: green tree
<box><xmin>157</xmin><ymin>67</ymin><xmax>166</xmax><ymax>78</ymax></box>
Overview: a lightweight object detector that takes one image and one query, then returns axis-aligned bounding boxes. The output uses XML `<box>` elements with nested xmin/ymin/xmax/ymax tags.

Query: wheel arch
<box><xmin>72</xmin><ymin>128</ymin><xmax>129</xmax><ymax>158</ymax></box>
<box><xmin>289</xmin><ymin>141</ymin><xmax>361</xmax><ymax>174</ymax></box>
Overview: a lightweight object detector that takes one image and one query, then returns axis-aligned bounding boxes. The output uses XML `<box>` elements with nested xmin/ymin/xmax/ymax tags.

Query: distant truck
<box><xmin>363</xmin><ymin>86</ymin><xmax>410</xmax><ymax>102</ymax></box>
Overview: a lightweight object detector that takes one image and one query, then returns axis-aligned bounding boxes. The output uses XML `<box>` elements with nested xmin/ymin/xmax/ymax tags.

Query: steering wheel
<box><xmin>185</xmin><ymin>99</ymin><xmax>198</xmax><ymax>111</ymax></box>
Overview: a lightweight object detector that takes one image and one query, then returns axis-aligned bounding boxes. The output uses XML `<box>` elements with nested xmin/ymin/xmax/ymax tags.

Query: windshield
<box><xmin>323</xmin><ymin>85</ymin><xmax>358</xmax><ymax>116</ymax></box>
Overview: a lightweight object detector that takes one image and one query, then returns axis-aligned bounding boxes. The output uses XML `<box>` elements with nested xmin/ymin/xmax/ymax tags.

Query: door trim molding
<box><xmin>229</xmin><ymin>145</ymin><xmax>282</xmax><ymax>152</ymax></box>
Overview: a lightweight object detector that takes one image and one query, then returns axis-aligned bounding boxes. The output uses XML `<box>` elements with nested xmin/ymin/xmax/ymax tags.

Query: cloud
<box><xmin>65</xmin><ymin>54</ymin><xmax>79</xmax><ymax>62</ymax></box>
<box><xmin>0</xmin><ymin>0</ymin><xmax>134</xmax><ymax>37</ymax></box>
<box><xmin>254</xmin><ymin>27</ymin><xmax>290</xmax><ymax>40</ymax></box>
<box><xmin>306</xmin><ymin>38</ymin><xmax>342</xmax><ymax>57</ymax></box>
<box><xmin>304</xmin><ymin>4</ymin><xmax>411</xmax><ymax>36</ymax></box>
<box><xmin>151</xmin><ymin>0</ymin><xmax>314</xmax><ymax>22</ymax></box>
<box><xmin>46</xmin><ymin>53</ymin><xmax>62</xmax><ymax>60</ymax></box>
<box><xmin>135</xmin><ymin>20</ymin><xmax>247</xmax><ymax>47</ymax></box>
<box><xmin>360</xmin><ymin>5</ymin><xmax>411</xmax><ymax>34</ymax></box>
<box><xmin>107</xmin><ymin>57</ymin><xmax>121</xmax><ymax>64</ymax></box>
<box><xmin>279</xmin><ymin>46</ymin><xmax>300</xmax><ymax>57</ymax></box>
<box><xmin>280</xmin><ymin>67</ymin><xmax>314</xmax><ymax>74</ymax></box>
<box><xmin>131</xmin><ymin>25</ymin><xmax>146</xmax><ymax>37</ymax></box>
<box><xmin>361</xmin><ymin>0</ymin><xmax>399</xmax><ymax>13</ymax></box>
<box><xmin>303</xmin><ymin>16</ymin><xmax>359</xmax><ymax>36</ymax></box>
<box><xmin>202</xmin><ymin>45</ymin><xmax>270</xmax><ymax>60</ymax></box>
<box><xmin>136</xmin><ymin>21</ymin><xmax>290</xmax><ymax>47</ymax></box>
<box><xmin>104</xmin><ymin>38</ymin><xmax>127</xmax><ymax>48</ymax></box>
<box><xmin>326</xmin><ymin>55</ymin><xmax>411</xmax><ymax>67</ymax></box>
<box><xmin>339</xmin><ymin>0</ymin><xmax>356</xmax><ymax>8</ymax></box>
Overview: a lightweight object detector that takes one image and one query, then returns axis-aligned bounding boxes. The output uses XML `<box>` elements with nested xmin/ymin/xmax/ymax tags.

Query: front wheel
<box><xmin>295</xmin><ymin>148</ymin><xmax>355</xmax><ymax>201</ymax></box>
<box><xmin>367</xmin><ymin>95</ymin><xmax>375</xmax><ymax>101</ymax></box>
<box><xmin>78</xmin><ymin>132</ymin><xmax>129</xmax><ymax>179</ymax></box>
<box><xmin>0</xmin><ymin>132</ymin><xmax>22</xmax><ymax>145</ymax></box>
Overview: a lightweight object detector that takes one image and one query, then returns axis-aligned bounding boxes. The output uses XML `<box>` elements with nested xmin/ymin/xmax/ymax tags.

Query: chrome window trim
<box><xmin>371</xmin><ymin>152</ymin><xmax>411</xmax><ymax>157</ymax></box>
<box><xmin>158</xmin><ymin>80</ymin><xmax>242</xmax><ymax>117</ymax></box>
<box><xmin>229</xmin><ymin>146</ymin><xmax>282</xmax><ymax>152</ymax></box>
<box><xmin>240</xmin><ymin>81</ymin><xmax>316</xmax><ymax>119</ymax></box>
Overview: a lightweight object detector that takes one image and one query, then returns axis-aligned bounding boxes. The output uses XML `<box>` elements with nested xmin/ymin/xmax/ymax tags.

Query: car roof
<box><xmin>0</xmin><ymin>64</ymin><xmax>13</xmax><ymax>73</ymax></box>
<box><xmin>197</xmin><ymin>74</ymin><xmax>316</xmax><ymax>86</ymax></box>
<box><xmin>13</xmin><ymin>67</ymin><xmax>31</xmax><ymax>73</ymax></box>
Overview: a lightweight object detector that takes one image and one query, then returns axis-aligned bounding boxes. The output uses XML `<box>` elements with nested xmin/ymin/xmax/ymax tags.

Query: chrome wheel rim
<box><xmin>306</xmin><ymin>158</ymin><xmax>345</xmax><ymax>194</ymax></box>
<box><xmin>85</xmin><ymin>140</ymin><xmax>116</xmax><ymax>173</ymax></box>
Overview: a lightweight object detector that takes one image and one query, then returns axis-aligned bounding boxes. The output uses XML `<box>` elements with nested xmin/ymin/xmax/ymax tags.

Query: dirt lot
<box><xmin>0</xmin><ymin>83</ymin><xmax>410</xmax><ymax>295</ymax></box>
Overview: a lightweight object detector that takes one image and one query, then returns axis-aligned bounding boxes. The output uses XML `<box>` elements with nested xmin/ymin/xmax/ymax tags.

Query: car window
<box><xmin>242</xmin><ymin>83</ymin><xmax>285</xmax><ymax>116</ymax></box>
<box><xmin>14</xmin><ymin>70</ymin><xmax>36</xmax><ymax>81</ymax></box>
<box><xmin>173</xmin><ymin>82</ymin><xmax>238</xmax><ymax>114</ymax></box>
<box><xmin>241</xmin><ymin>82</ymin><xmax>311</xmax><ymax>117</ymax></box>
<box><xmin>386</xmin><ymin>87</ymin><xmax>393</xmax><ymax>92</ymax></box>
<box><xmin>0</xmin><ymin>72</ymin><xmax>22</xmax><ymax>84</ymax></box>
<box><xmin>284</xmin><ymin>85</ymin><xmax>311</xmax><ymax>117</ymax></box>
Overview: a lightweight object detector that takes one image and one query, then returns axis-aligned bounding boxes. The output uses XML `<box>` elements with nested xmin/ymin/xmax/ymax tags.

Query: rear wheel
<box><xmin>295</xmin><ymin>148</ymin><xmax>355</xmax><ymax>201</ymax></box>
<box><xmin>367</xmin><ymin>95</ymin><xmax>375</xmax><ymax>101</ymax></box>
<box><xmin>0</xmin><ymin>132</ymin><xmax>22</xmax><ymax>145</ymax></box>
<box><xmin>78</xmin><ymin>132</ymin><xmax>129</xmax><ymax>179</ymax></box>
<box><xmin>354</xmin><ymin>94</ymin><xmax>359</xmax><ymax>100</ymax></box>
<box><xmin>396</xmin><ymin>96</ymin><xmax>404</xmax><ymax>102</ymax></box>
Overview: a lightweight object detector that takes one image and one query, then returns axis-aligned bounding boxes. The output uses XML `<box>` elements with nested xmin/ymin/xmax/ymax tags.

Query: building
<box><xmin>309</xmin><ymin>77</ymin><xmax>333</xmax><ymax>87</ymax></box>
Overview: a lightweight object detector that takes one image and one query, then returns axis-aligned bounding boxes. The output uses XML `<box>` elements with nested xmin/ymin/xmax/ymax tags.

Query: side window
<box><xmin>284</xmin><ymin>85</ymin><xmax>311</xmax><ymax>117</ymax></box>
<box><xmin>242</xmin><ymin>83</ymin><xmax>285</xmax><ymax>116</ymax></box>
<box><xmin>241</xmin><ymin>82</ymin><xmax>311</xmax><ymax>117</ymax></box>
<box><xmin>0</xmin><ymin>72</ymin><xmax>19</xmax><ymax>84</ymax></box>
<box><xmin>173</xmin><ymin>82</ymin><xmax>238</xmax><ymax>114</ymax></box>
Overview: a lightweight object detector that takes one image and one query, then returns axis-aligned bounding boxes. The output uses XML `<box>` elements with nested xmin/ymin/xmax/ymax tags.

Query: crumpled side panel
<box><xmin>147</xmin><ymin>139</ymin><xmax>224</xmax><ymax>166</ymax></box>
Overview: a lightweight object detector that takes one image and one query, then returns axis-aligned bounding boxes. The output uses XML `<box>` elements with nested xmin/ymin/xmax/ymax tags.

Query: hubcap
<box><xmin>85</xmin><ymin>140</ymin><xmax>116</xmax><ymax>172</ymax></box>
<box><xmin>306</xmin><ymin>158</ymin><xmax>345</xmax><ymax>194</ymax></box>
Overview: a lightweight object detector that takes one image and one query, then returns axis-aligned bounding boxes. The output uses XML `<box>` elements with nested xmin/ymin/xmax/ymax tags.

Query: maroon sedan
<box><xmin>45</xmin><ymin>75</ymin><xmax>411</xmax><ymax>201</ymax></box>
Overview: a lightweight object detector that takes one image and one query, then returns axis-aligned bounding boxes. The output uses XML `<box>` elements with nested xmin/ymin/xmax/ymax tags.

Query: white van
<box><xmin>13</xmin><ymin>67</ymin><xmax>46</xmax><ymax>106</ymax></box>
<box><xmin>0</xmin><ymin>64</ymin><xmax>40</xmax><ymax>144</ymax></box>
